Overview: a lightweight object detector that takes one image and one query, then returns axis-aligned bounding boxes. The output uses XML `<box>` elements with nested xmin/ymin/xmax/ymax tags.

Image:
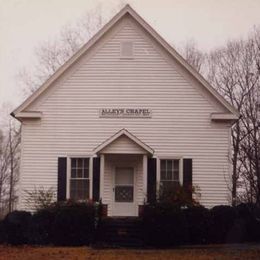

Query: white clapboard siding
<box><xmin>19</xmin><ymin>16</ymin><xmax>231</xmax><ymax>210</ymax></box>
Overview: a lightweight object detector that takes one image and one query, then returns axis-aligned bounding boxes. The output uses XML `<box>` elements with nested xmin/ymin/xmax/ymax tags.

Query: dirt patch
<box><xmin>0</xmin><ymin>245</ymin><xmax>260</xmax><ymax>260</ymax></box>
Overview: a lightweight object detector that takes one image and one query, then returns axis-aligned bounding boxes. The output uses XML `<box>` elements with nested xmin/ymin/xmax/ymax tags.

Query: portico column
<box><xmin>100</xmin><ymin>154</ymin><xmax>105</xmax><ymax>200</ymax></box>
<box><xmin>143</xmin><ymin>154</ymin><xmax>148</xmax><ymax>203</ymax></box>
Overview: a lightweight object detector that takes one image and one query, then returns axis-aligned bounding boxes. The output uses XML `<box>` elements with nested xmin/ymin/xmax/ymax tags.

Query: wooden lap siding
<box><xmin>19</xmin><ymin>16</ymin><xmax>230</xmax><ymax>210</ymax></box>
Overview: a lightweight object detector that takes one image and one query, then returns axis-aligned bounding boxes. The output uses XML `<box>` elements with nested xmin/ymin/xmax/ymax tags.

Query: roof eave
<box><xmin>211</xmin><ymin>113</ymin><xmax>240</xmax><ymax>124</ymax></box>
<box><xmin>12</xmin><ymin>111</ymin><xmax>42</xmax><ymax>121</ymax></box>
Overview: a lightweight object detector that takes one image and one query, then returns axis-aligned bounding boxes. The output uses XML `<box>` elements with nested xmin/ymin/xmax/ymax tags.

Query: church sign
<box><xmin>99</xmin><ymin>108</ymin><xmax>152</xmax><ymax>118</ymax></box>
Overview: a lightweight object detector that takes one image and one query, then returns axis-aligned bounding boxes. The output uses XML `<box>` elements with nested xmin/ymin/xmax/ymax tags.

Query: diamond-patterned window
<box><xmin>114</xmin><ymin>167</ymin><xmax>134</xmax><ymax>203</ymax></box>
<box><xmin>115</xmin><ymin>186</ymin><xmax>133</xmax><ymax>202</ymax></box>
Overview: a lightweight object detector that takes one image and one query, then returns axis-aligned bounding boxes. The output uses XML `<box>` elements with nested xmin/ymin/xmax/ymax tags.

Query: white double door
<box><xmin>112</xmin><ymin>167</ymin><xmax>137</xmax><ymax>216</ymax></box>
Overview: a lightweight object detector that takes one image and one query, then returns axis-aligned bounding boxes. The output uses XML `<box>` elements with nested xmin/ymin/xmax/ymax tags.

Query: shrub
<box><xmin>235</xmin><ymin>203</ymin><xmax>260</xmax><ymax>242</ymax></box>
<box><xmin>4</xmin><ymin>211</ymin><xmax>32</xmax><ymax>245</ymax></box>
<box><xmin>51</xmin><ymin>202</ymin><xmax>96</xmax><ymax>246</ymax></box>
<box><xmin>2</xmin><ymin>202</ymin><xmax>98</xmax><ymax>246</ymax></box>
<box><xmin>24</xmin><ymin>186</ymin><xmax>56</xmax><ymax>211</ymax></box>
<box><xmin>158</xmin><ymin>183</ymin><xmax>200</xmax><ymax>208</ymax></box>
<box><xmin>143</xmin><ymin>203</ymin><xmax>188</xmax><ymax>247</ymax></box>
<box><xmin>142</xmin><ymin>203</ymin><xmax>260</xmax><ymax>246</ymax></box>
<box><xmin>183</xmin><ymin>206</ymin><xmax>211</xmax><ymax>244</ymax></box>
<box><xmin>208</xmin><ymin>205</ymin><xmax>238</xmax><ymax>244</ymax></box>
<box><xmin>2</xmin><ymin>202</ymin><xmax>260</xmax><ymax>247</ymax></box>
<box><xmin>29</xmin><ymin>209</ymin><xmax>56</xmax><ymax>245</ymax></box>
<box><xmin>0</xmin><ymin>220</ymin><xmax>6</xmax><ymax>244</ymax></box>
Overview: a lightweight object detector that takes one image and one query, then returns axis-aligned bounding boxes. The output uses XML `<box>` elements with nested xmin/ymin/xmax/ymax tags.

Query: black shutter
<box><xmin>147</xmin><ymin>158</ymin><xmax>157</xmax><ymax>204</ymax></box>
<box><xmin>183</xmin><ymin>159</ymin><xmax>193</xmax><ymax>199</ymax></box>
<box><xmin>57</xmin><ymin>157</ymin><xmax>67</xmax><ymax>201</ymax></box>
<box><xmin>93</xmin><ymin>157</ymin><xmax>100</xmax><ymax>202</ymax></box>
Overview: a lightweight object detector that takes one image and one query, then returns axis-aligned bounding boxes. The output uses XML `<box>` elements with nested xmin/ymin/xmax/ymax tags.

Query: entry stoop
<box><xmin>95</xmin><ymin>217</ymin><xmax>144</xmax><ymax>248</ymax></box>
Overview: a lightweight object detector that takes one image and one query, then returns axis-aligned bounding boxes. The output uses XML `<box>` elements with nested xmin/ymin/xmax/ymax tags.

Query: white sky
<box><xmin>1</xmin><ymin>0</ymin><xmax>260</xmax><ymax>112</ymax></box>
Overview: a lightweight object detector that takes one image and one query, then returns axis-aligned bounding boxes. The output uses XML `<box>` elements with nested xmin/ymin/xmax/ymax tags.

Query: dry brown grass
<box><xmin>0</xmin><ymin>245</ymin><xmax>260</xmax><ymax>260</ymax></box>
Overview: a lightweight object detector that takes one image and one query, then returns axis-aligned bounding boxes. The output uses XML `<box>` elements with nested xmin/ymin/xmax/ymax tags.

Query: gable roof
<box><xmin>93</xmin><ymin>128</ymin><xmax>154</xmax><ymax>155</ymax></box>
<box><xmin>11</xmin><ymin>4</ymin><xmax>239</xmax><ymax>118</ymax></box>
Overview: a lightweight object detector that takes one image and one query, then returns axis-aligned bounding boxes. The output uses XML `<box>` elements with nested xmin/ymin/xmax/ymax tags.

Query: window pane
<box><xmin>166</xmin><ymin>160</ymin><xmax>173</xmax><ymax>171</ymax></box>
<box><xmin>173</xmin><ymin>160</ymin><xmax>179</xmax><ymax>181</ymax></box>
<box><xmin>77</xmin><ymin>168</ymin><xmax>83</xmax><ymax>178</ymax></box>
<box><xmin>83</xmin><ymin>168</ymin><xmax>89</xmax><ymax>178</ymax></box>
<box><xmin>70</xmin><ymin>157</ymin><xmax>90</xmax><ymax>201</ymax></box>
<box><xmin>115</xmin><ymin>168</ymin><xmax>134</xmax><ymax>185</ymax></box>
<box><xmin>161</xmin><ymin>160</ymin><xmax>166</xmax><ymax>171</ymax></box>
<box><xmin>166</xmin><ymin>170</ymin><xmax>173</xmax><ymax>180</ymax></box>
<box><xmin>70</xmin><ymin>179</ymin><xmax>89</xmax><ymax>201</ymax></box>
<box><xmin>77</xmin><ymin>158</ymin><xmax>83</xmax><ymax>168</ymax></box>
<box><xmin>160</xmin><ymin>159</ymin><xmax>180</xmax><ymax>182</ymax></box>
<box><xmin>71</xmin><ymin>158</ymin><xmax>76</xmax><ymax>168</ymax></box>
<box><xmin>162</xmin><ymin>180</ymin><xmax>180</xmax><ymax>189</ymax></box>
<box><xmin>161</xmin><ymin>170</ymin><xmax>167</xmax><ymax>180</ymax></box>
<box><xmin>162</xmin><ymin>171</ymin><xmax>172</xmax><ymax>180</ymax></box>
<box><xmin>174</xmin><ymin>160</ymin><xmax>179</xmax><ymax>171</ymax></box>
<box><xmin>83</xmin><ymin>158</ymin><xmax>89</xmax><ymax>169</ymax></box>
<box><xmin>71</xmin><ymin>169</ymin><xmax>76</xmax><ymax>178</ymax></box>
<box><xmin>173</xmin><ymin>171</ymin><xmax>179</xmax><ymax>181</ymax></box>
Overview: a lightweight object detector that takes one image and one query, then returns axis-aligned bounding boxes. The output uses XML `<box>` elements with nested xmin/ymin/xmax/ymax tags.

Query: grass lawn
<box><xmin>0</xmin><ymin>245</ymin><xmax>260</xmax><ymax>260</ymax></box>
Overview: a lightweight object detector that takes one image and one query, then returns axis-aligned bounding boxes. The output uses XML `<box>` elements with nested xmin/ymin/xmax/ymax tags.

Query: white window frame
<box><xmin>120</xmin><ymin>40</ymin><xmax>134</xmax><ymax>59</ymax></box>
<box><xmin>66</xmin><ymin>156</ymin><xmax>93</xmax><ymax>200</ymax></box>
<box><xmin>157</xmin><ymin>157</ymin><xmax>183</xmax><ymax>186</ymax></box>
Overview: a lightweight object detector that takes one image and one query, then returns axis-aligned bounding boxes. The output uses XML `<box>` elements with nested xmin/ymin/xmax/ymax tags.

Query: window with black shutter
<box><xmin>70</xmin><ymin>158</ymin><xmax>90</xmax><ymax>201</ymax></box>
<box><xmin>160</xmin><ymin>159</ymin><xmax>180</xmax><ymax>197</ymax></box>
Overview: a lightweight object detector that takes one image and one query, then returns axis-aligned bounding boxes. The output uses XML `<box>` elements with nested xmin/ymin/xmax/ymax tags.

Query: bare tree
<box><xmin>207</xmin><ymin>27</ymin><xmax>260</xmax><ymax>205</ymax></box>
<box><xmin>180</xmin><ymin>31</ymin><xmax>260</xmax><ymax>205</ymax></box>
<box><xmin>7</xmin><ymin>120</ymin><xmax>20</xmax><ymax>212</ymax></box>
<box><xmin>236</xmin><ymin>29</ymin><xmax>260</xmax><ymax>204</ymax></box>
<box><xmin>179</xmin><ymin>39</ymin><xmax>206</xmax><ymax>74</ymax></box>
<box><xmin>180</xmin><ymin>39</ymin><xmax>243</xmax><ymax>205</ymax></box>
<box><xmin>18</xmin><ymin>4</ymin><xmax>123</xmax><ymax>96</ymax></box>
<box><xmin>24</xmin><ymin>186</ymin><xmax>56</xmax><ymax>211</ymax></box>
<box><xmin>0</xmin><ymin>107</ymin><xmax>20</xmax><ymax>217</ymax></box>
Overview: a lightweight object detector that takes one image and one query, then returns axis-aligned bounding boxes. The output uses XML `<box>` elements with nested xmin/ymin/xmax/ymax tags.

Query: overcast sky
<box><xmin>1</xmin><ymin>0</ymin><xmax>260</xmax><ymax>112</ymax></box>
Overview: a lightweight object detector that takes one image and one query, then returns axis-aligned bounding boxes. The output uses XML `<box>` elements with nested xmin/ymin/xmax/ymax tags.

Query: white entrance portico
<box><xmin>93</xmin><ymin>129</ymin><xmax>153</xmax><ymax>216</ymax></box>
